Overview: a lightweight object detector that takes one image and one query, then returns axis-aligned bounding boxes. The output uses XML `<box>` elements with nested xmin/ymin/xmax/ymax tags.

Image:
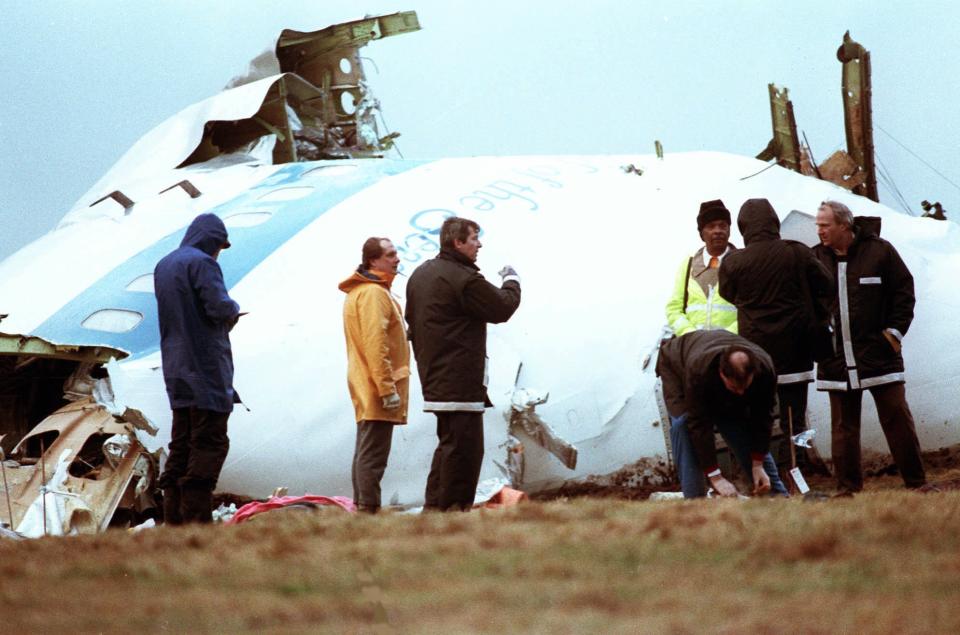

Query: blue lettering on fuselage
<box><xmin>31</xmin><ymin>159</ymin><xmax>426</xmax><ymax>360</ymax></box>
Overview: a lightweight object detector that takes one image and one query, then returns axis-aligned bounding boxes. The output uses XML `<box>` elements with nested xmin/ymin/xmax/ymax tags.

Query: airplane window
<box><xmin>125</xmin><ymin>274</ymin><xmax>154</xmax><ymax>294</ymax></box>
<box><xmin>81</xmin><ymin>309</ymin><xmax>143</xmax><ymax>333</ymax></box>
<box><xmin>257</xmin><ymin>186</ymin><xmax>315</xmax><ymax>202</ymax></box>
<box><xmin>339</xmin><ymin>57</ymin><xmax>352</xmax><ymax>74</ymax></box>
<box><xmin>223</xmin><ymin>211</ymin><xmax>273</xmax><ymax>228</ymax></box>
<box><xmin>340</xmin><ymin>92</ymin><xmax>357</xmax><ymax>115</ymax></box>
<box><xmin>303</xmin><ymin>165</ymin><xmax>358</xmax><ymax>177</ymax></box>
<box><xmin>88</xmin><ymin>196</ymin><xmax>128</xmax><ymax>219</ymax></box>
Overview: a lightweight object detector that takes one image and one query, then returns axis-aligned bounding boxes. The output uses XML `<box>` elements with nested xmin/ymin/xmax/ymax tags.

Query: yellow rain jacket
<box><xmin>339</xmin><ymin>268</ymin><xmax>410</xmax><ymax>424</ymax></box>
<box><xmin>665</xmin><ymin>246</ymin><xmax>738</xmax><ymax>337</ymax></box>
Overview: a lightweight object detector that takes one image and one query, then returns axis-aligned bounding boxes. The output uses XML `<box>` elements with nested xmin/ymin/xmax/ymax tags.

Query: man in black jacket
<box><xmin>656</xmin><ymin>330</ymin><xmax>788</xmax><ymax>498</ymax></box>
<box><xmin>813</xmin><ymin>200</ymin><xmax>926</xmax><ymax>493</ymax></box>
<box><xmin>720</xmin><ymin>198</ymin><xmax>834</xmax><ymax>469</ymax></box>
<box><xmin>405</xmin><ymin>217</ymin><xmax>521</xmax><ymax>511</ymax></box>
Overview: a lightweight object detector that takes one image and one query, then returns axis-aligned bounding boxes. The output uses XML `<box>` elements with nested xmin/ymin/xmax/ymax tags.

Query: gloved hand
<box><xmin>498</xmin><ymin>265</ymin><xmax>520</xmax><ymax>284</ymax></box>
<box><xmin>382</xmin><ymin>392</ymin><xmax>401</xmax><ymax>410</ymax></box>
<box><xmin>708</xmin><ymin>473</ymin><xmax>740</xmax><ymax>498</ymax></box>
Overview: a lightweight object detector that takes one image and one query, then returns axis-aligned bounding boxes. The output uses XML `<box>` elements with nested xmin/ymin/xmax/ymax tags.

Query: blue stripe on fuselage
<box><xmin>31</xmin><ymin>159</ymin><xmax>425</xmax><ymax>360</ymax></box>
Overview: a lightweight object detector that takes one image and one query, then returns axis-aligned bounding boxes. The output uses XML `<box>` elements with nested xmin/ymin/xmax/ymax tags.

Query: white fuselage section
<box><xmin>3</xmin><ymin>151</ymin><xmax>959</xmax><ymax>503</ymax></box>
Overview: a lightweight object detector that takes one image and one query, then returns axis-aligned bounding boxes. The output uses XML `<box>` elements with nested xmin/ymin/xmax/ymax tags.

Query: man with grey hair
<box><xmin>812</xmin><ymin>200</ymin><xmax>926</xmax><ymax>494</ymax></box>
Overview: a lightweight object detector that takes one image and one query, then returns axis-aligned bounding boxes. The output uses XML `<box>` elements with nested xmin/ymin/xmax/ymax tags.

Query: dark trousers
<box><xmin>351</xmin><ymin>420</ymin><xmax>395</xmax><ymax>511</ymax></box>
<box><xmin>159</xmin><ymin>407</ymin><xmax>230</xmax><ymax>524</ymax></box>
<box><xmin>777</xmin><ymin>382</ymin><xmax>809</xmax><ymax>435</ymax></box>
<box><xmin>777</xmin><ymin>382</ymin><xmax>808</xmax><ymax>466</ymax></box>
<box><xmin>424</xmin><ymin>411</ymin><xmax>484</xmax><ymax>511</ymax></box>
<box><xmin>829</xmin><ymin>382</ymin><xmax>926</xmax><ymax>492</ymax></box>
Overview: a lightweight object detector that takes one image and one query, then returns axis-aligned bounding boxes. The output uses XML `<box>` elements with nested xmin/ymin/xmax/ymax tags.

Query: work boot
<box><xmin>162</xmin><ymin>487</ymin><xmax>183</xmax><ymax>526</ymax></box>
<box><xmin>180</xmin><ymin>484</ymin><xmax>214</xmax><ymax>524</ymax></box>
<box><xmin>356</xmin><ymin>504</ymin><xmax>379</xmax><ymax>515</ymax></box>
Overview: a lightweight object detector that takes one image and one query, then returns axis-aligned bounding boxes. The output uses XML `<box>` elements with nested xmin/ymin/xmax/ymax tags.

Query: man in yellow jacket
<box><xmin>339</xmin><ymin>237</ymin><xmax>410</xmax><ymax>513</ymax></box>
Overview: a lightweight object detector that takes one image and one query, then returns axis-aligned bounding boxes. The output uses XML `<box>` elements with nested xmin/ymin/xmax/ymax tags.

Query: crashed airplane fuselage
<box><xmin>2</xmin><ymin>14</ymin><xmax>960</xmax><ymax>510</ymax></box>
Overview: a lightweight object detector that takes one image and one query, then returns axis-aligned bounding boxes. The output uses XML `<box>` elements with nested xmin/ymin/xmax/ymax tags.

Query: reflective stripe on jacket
<box><xmin>665</xmin><ymin>247</ymin><xmax>738</xmax><ymax>337</ymax></box>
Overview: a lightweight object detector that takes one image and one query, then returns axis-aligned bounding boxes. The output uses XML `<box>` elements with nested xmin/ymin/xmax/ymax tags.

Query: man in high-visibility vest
<box><xmin>664</xmin><ymin>199</ymin><xmax>738</xmax><ymax>338</ymax></box>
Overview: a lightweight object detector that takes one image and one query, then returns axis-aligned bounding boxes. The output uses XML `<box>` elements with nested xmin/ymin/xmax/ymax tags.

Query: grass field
<box><xmin>2</xmin><ymin>466</ymin><xmax>960</xmax><ymax>634</ymax></box>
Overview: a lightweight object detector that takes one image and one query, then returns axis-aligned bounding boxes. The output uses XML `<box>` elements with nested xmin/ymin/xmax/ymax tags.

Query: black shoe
<box><xmin>180</xmin><ymin>484</ymin><xmax>213</xmax><ymax>524</ymax></box>
<box><xmin>162</xmin><ymin>487</ymin><xmax>183</xmax><ymax>526</ymax></box>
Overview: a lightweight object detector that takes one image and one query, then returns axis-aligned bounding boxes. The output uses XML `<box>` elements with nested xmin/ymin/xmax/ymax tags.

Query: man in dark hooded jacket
<box><xmin>154</xmin><ymin>213</ymin><xmax>241</xmax><ymax>524</ymax></box>
<box><xmin>719</xmin><ymin>199</ymin><xmax>834</xmax><ymax>470</ymax></box>
<box><xmin>812</xmin><ymin>200</ymin><xmax>925</xmax><ymax>493</ymax></box>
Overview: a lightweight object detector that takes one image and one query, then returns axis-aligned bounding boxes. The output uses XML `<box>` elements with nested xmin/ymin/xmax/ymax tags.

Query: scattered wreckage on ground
<box><xmin>2</xmin><ymin>14</ymin><xmax>959</xmax><ymax>536</ymax></box>
<box><xmin>0</xmin><ymin>346</ymin><xmax>158</xmax><ymax>536</ymax></box>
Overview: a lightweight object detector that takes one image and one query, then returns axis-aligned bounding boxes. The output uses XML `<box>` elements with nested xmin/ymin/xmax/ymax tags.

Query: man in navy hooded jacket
<box><xmin>155</xmin><ymin>213</ymin><xmax>241</xmax><ymax>524</ymax></box>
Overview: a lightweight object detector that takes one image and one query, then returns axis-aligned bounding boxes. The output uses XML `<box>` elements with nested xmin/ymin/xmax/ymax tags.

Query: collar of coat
<box><xmin>337</xmin><ymin>267</ymin><xmax>396</xmax><ymax>293</ymax></box>
<box><xmin>438</xmin><ymin>248</ymin><xmax>480</xmax><ymax>271</ymax></box>
<box><xmin>692</xmin><ymin>243</ymin><xmax>737</xmax><ymax>277</ymax></box>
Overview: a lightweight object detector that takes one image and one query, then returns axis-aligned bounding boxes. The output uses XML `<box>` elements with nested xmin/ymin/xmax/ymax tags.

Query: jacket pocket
<box><xmin>859</xmin><ymin>277</ymin><xmax>881</xmax><ymax>284</ymax></box>
<box><xmin>858</xmin><ymin>330</ymin><xmax>897</xmax><ymax>369</ymax></box>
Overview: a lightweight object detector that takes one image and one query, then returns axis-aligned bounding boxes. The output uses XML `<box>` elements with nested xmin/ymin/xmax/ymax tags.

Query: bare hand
<box><xmin>709</xmin><ymin>475</ymin><xmax>739</xmax><ymax>497</ymax></box>
<box><xmin>751</xmin><ymin>463</ymin><xmax>771</xmax><ymax>495</ymax></box>
<box><xmin>882</xmin><ymin>329</ymin><xmax>902</xmax><ymax>353</ymax></box>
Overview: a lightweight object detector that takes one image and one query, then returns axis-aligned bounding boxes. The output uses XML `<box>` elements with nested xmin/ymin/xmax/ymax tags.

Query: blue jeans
<box><xmin>669</xmin><ymin>413</ymin><xmax>789</xmax><ymax>498</ymax></box>
<box><xmin>669</xmin><ymin>414</ymin><xmax>707</xmax><ymax>498</ymax></box>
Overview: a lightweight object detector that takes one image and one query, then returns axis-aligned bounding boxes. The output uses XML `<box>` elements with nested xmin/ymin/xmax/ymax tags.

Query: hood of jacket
<box><xmin>738</xmin><ymin>198</ymin><xmax>781</xmax><ymax>245</ymax></box>
<box><xmin>854</xmin><ymin>215</ymin><xmax>882</xmax><ymax>240</ymax></box>
<box><xmin>181</xmin><ymin>213</ymin><xmax>230</xmax><ymax>256</ymax></box>
<box><xmin>338</xmin><ymin>267</ymin><xmax>395</xmax><ymax>293</ymax></box>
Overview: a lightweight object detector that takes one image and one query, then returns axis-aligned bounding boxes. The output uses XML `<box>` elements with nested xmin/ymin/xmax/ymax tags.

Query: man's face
<box><xmin>815</xmin><ymin>207</ymin><xmax>847</xmax><ymax>248</ymax></box>
<box><xmin>454</xmin><ymin>228</ymin><xmax>482</xmax><ymax>262</ymax></box>
<box><xmin>700</xmin><ymin>220</ymin><xmax>730</xmax><ymax>256</ymax></box>
<box><xmin>370</xmin><ymin>240</ymin><xmax>400</xmax><ymax>273</ymax></box>
<box><xmin>719</xmin><ymin>371</ymin><xmax>753</xmax><ymax>396</ymax></box>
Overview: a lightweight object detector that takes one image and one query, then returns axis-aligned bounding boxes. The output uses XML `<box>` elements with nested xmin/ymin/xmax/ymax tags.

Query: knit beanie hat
<box><xmin>697</xmin><ymin>199</ymin><xmax>732</xmax><ymax>232</ymax></box>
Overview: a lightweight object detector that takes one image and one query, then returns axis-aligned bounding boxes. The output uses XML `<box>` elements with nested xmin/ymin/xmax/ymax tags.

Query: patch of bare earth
<box><xmin>2</xmin><ymin>462</ymin><xmax>960</xmax><ymax>633</ymax></box>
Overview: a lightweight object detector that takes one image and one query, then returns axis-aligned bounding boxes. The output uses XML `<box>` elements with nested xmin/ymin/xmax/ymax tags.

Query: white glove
<box><xmin>382</xmin><ymin>393</ymin><xmax>401</xmax><ymax>410</ymax></box>
<box><xmin>498</xmin><ymin>265</ymin><xmax>520</xmax><ymax>285</ymax></box>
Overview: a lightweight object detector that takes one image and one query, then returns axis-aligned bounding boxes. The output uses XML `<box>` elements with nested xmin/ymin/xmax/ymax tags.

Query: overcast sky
<box><xmin>2</xmin><ymin>1</ymin><xmax>958</xmax><ymax>260</ymax></box>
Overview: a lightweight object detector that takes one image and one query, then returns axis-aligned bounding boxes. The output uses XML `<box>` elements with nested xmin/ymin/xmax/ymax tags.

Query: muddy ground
<box><xmin>2</xmin><ymin>451</ymin><xmax>960</xmax><ymax>634</ymax></box>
